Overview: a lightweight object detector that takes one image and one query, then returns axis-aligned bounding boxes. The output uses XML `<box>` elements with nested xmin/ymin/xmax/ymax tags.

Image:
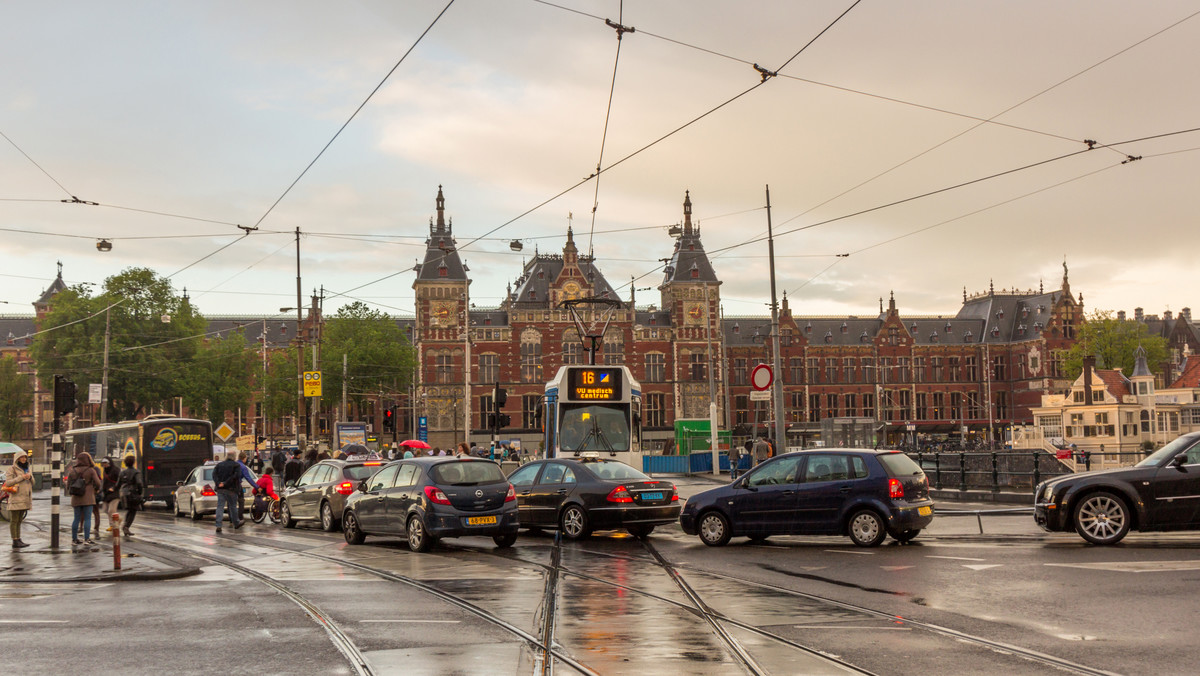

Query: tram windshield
<box><xmin>559</xmin><ymin>404</ymin><xmax>630</xmax><ymax>452</ymax></box>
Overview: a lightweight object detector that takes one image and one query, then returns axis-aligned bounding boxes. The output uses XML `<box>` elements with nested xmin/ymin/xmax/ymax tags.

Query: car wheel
<box><xmin>889</xmin><ymin>528</ymin><xmax>920</xmax><ymax>544</ymax></box>
<box><xmin>173</xmin><ymin>497</ymin><xmax>183</xmax><ymax>518</ymax></box>
<box><xmin>408</xmin><ymin>515</ymin><xmax>434</xmax><ymax>552</ymax></box>
<box><xmin>320</xmin><ymin>501</ymin><xmax>339</xmax><ymax>532</ymax></box>
<box><xmin>698</xmin><ymin>511</ymin><xmax>731</xmax><ymax>547</ymax></box>
<box><xmin>560</xmin><ymin>505</ymin><xmax>591</xmax><ymax>540</ymax></box>
<box><xmin>164</xmin><ymin>496</ymin><xmax>175</xmax><ymax>511</ymax></box>
<box><xmin>1073</xmin><ymin>491</ymin><xmax>1131</xmax><ymax>545</ymax></box>
<box><xmin>343</xmin><ymin>512</ymin><xmax>366</xmax><ymax>545</ymax></box>
<box><xmin>627</xmin><ymin>525</ymin><xmax>655</xmax><ymax>539</ymax></box>
<box><xmin>847</xmin><ymin>509</ymin><xmax>886</xmax><ymax>547</ymax></box>
<box><xmin>493</xmin><ymin>533</ymin><xmax>518</xmax><ymax>548</ymax></box>
<box><xmin>280</xmin><ymin>500</ymin><xmax>296</xmax><ymax>529</ymax></box>
<box><xmin>189</xmin><ymin>499</ymin><xmax>202</xmax><ymax>521</ymax></box>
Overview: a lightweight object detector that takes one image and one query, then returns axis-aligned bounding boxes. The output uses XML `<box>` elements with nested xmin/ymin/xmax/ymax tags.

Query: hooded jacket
<box><xmin>67</xmin><ymin>452</ymin><xmax>102</xmax><ymax>507</ymax></box>
<box><xmin>3</xmin><ymin>456</ymin><xmax>34</xmax><ymax>511</ymax></box>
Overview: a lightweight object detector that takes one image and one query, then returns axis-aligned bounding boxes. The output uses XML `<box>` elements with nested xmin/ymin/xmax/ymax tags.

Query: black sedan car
<box><xmin>341</xmin><ymin>457</ymin><xmax>519</xmax><ymax>552</ymax></box>
<box><xmin>506</xmin><ymin>456</ymin><xmax>681</xmax><ymax>539</ymax></box>
<box><xmin>1035</xmin><ymin>431</ymin><xmax>1200</xmax><ymax>545</ymax></box>
<box><xmin>279</xmin><ymin>458</ymin><xmax>388</xmax><ymax>532</ymax></box>
<box><xmin>680</xmin><ymin>449</ymin><xmax>934</xmax><ymax>547</ymax></box>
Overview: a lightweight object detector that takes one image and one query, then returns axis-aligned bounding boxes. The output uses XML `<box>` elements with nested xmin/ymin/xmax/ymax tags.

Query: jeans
<box><xmin>71</xmin><ymin>505</ymin><xmax>93</xmax><ymax>541</ymax></box>
<box><xmin>215</xmin><ymin>489</ymin><xmax>240</xmax><ymax>528</ymax></box>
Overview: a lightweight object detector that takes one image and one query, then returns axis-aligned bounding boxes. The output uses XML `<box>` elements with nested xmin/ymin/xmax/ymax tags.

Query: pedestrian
<box><xmin>249</xmin><ymin>452</ymin><xmax>264</xmax><ymax>474</ymax></box>
<box><xmin>316</xmin><ymin>448</ymin><xmax>330</xmax><ymax>462</ymax></box>
<box><xmin>752</xmin><ymin>436</ymin><xmax>771</xmax><ymax>466</ymax></box>
<box><xmin>116</xmin><ymin>455</ymin><xmax>143</xmax><ymax>537</ymax></box>
<box><xmin>3</xmin><ymin>450</ymin><xmax>33</xmax><ymax>549</ymax></box>
<box><xmin>271</xmin><ymin>447</ymin><xmax>286</xmax><ymax>476</ymax></box>
<box><xmin>303</xmin><ymin>446</ymin><xmax>319</xmax><ymax>469</ymax></box>
<box><xmin>283</xmin><ymin>450</ymin><xmax>304</xmax><ymax>487</ymax></box>
<box><xmin>100</xmin><ymin>458</ymin><xmax>120</xmax><ymax>533</ymax></box>
<box><xmin>212</xmin><ymin>450</ymin><xmax>244</xmax><ymax>534</ymax></box>
<box><xmin>458</xmin><ymin>442</ymin><xmax>470</xmax><ymax>458</ymax></box>
<box><xmin>236</xmin><ymin>452</ymin><xmax>258</xmax><ymax>518</ymax></box>
<box><xmin>403</xmin><ymin>448</ymin><xmax>414</xmax><ymax>459</ymax></box>
<box><xmin>67</xmin><ymin>451</ymin><xmax>102</xmax><ymax>546</ymax></box>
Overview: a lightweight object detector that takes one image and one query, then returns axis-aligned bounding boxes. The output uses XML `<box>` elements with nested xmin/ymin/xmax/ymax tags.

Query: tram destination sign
<box><xmin>566</xmin><ymin>367</ymin><xmax>623</xmax><ymax>402</ymax></box>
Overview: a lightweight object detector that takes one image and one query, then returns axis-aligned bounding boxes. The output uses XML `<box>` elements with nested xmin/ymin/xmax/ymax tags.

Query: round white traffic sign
<box><xmin>750</xmin><ymin>364</ymin><xmax>773</xmax><ymax>391</ymax></box>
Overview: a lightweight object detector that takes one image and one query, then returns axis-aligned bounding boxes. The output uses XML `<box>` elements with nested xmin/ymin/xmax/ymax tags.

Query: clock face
<box><xmin>432</xmin><ymin>301</ymin><xmax>455</xmax><ymax>325</ymax></box>
<box><xmin>686</xmin><ymin>302</ymin><xmax>704</xmax><ymax>325</ymax></box>
<box><xmin>563</xmin><ymin>281</ymin><xmax>581</xmax><ymax>300</ymax></box>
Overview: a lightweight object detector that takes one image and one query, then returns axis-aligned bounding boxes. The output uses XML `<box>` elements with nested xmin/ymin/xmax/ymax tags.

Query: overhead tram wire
<box><xmin>190</xmin><ymin>239</ymin><xmax>295</xmax><ymax>302</ymax></box>
<box><xmin>456</xmin><ymin>0</ymin><xmax>864</xmax><ymax>259</ymax></box>
<box><xmin>0</xmin><ymin>129</ymin><xmax>75</xmax><ymax>200</ymax></box>
<box><xmin>585</xmin><ymin>1</ymin><xmax>633</xmax><ymax>269</ymax></box>
<box><xmin>249</xmin><ymin>0</ymin><xmax>455</xmax><ymax>230</ymax></box>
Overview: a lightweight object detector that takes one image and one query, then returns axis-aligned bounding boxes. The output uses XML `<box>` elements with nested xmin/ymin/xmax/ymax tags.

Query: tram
<box><xmin>543</xmin><ymin>365</ymin><xmax>643</xmax><ymax>465</ymax></box>
<box><xmin>64</xmin><ymin>416</ymin><xmax>214</xmax><ymax>509</ymax></box>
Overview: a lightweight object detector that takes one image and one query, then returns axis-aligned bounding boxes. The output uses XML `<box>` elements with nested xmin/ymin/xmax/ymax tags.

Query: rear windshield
<box><xmin>431</xmin><ymin>461</ymin><xmax>507</xmax><ymax>486</ymax></box>
<box><xmin>877</xmin><ymin>453</ymin><xmax>924</xmax><ymax>478</ymax></box>
<box><xmin>583</xmin><ymin>460</ymin><xmax>648</xmax><ymax>481</ymax></box>
<box><xmin>344</xmin><ymin>465</ymin><xmax>383</xmax><ymax>481</ymax></box>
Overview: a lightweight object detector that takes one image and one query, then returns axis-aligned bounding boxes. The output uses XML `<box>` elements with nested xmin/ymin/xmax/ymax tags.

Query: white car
<box><xmin>173</xmin><ymin>462</ymin><xmax>257</xmax><ymax>520</ymax></box>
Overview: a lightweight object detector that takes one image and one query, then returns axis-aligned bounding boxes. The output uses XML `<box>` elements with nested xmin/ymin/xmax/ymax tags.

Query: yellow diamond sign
<box><xmin>214</xmin><ymin>422</ymin><xmax>235</xmax><ymax>442</ymax></box>
<box><xmin>304</xmin><ymin>371</ymin><xmax>323</xmax><ymax>397</ymax></box>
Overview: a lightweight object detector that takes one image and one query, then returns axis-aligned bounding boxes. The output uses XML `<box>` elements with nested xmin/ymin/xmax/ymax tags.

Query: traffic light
<box><xmin>494</xmin><ymin>384</ymin><xmax>507</xmax><ymax>409</ymax></box>
<box><xmin>53</xmin><ymin>375</ymin><xmax>77</xmax><ymax>416</ymax></box>
<box><xmin>497</xmin><ymin>413</ymin><xmax>511</xmax><ymax>429</ymax></box>
<box><xmin>382</xmin><ymin>406</ymin><xmax>395</xmax><ymax>431</ymax></box>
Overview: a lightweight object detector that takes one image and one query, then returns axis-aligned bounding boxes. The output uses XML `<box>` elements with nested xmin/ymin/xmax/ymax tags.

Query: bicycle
<box><xmin>249</xmin><ymin>490</ymin><xmax>282</xmax><ymax>524</ymax></box>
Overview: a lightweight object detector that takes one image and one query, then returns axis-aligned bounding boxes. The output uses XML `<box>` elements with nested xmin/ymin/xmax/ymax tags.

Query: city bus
<box><xmin>544</xmin><ymin>365</ymin><xmax>642</xmax><ymax>466</ymax></box>
<box><xmin>64</xmin><ymin>416</ymin><xmax>214</xmax><ymax>509</ymax></box>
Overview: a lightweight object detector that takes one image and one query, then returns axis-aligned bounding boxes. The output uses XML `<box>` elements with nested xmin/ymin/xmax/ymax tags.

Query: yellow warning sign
<box><xmin>303</xmin><ymin>371</ymin><xmax>322</xmax><ymax>397</ymax></box>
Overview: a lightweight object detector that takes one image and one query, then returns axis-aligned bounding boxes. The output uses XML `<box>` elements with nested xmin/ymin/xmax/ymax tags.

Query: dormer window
<box><xmin>860</xmin><ymin>331</ymin><xmax>869</xmax><ymax>342</ymax></box>
<box><xmin>649</xmin><ymin>316</ymin><xmax>656</xmax><ymax>325</ymax></box>
<box><xmin>733</xmin><ymin>323</ymin><xmax>740</xmax><ymax>334</ymax></box>
<box><xmin>1038</xmin><ymin>305</ymin><xmax>1046</xmax><ymax>313</ymax></box>
<box><xmin>529</xmin><ymin>290</ymin><xmax>536</xmax><ymax>300</ymax></box>
<box><xmin>5</xmin><ymin>332</ymin><xmax>12</xmax><ymax>346</ymax></box>
<box><xmin>964</xmin><ymin>330</ymin><xmax>973</xmax><ymax>343</ymax></box>
<box><xmin>841</xmin><ymin>322</ymin><xmax>848</xmax><ymax>334</ymax></box>
<box><xmin>824</xmin><ymin>331</ymin><xmax>833</xmax><ymax>343</ymax></box>
<box><xmin>930</xmin><ymin>331</ymin><xmax>939</xmax><ymax>343</ymax></box>
<box><xmin>991</xmin><ymin>327</ymin><xmax>1001</xmax><ymax>337</ymax></box>
<box><xmin>538</xmin><ymin>271</ymin><xmax>544</xmax><ymax>280</ymax></box>
<box><xmin>280</xmin><ymin>323</ymin><xmax>287</xmax><ymax>335</ymax></box>
<box><xmin>997</xmin><ymin>309</ymin><xmax>1004</xmax><ymax>319</ymax></box>
<box><xmin>805</xmin><ymin>322</ymin><xmax>812</xmax><ymax>334</ymax></box>
<box><xmin>1017</xmin><ymin>324</ymin><xmax>1026</xmax><ymax>334</ymax></box>
<box><xmin>688</xmin><ymin>244</ymin><xmax>695</xmax><ymax>251</ymax></box>
<box><xmin>945</xmin><ymin>323</ymin><xmax>952</xmax><ymax>333</ymax></box>
<box><xmin>690</xmin><ymin>263</ymin><xmax>699</xmax><ymax>279</ymax></box>
<box><xmin>438</xmin><ymin>261</ymin><xmax>448</xmax><ymax>277</ymax></box>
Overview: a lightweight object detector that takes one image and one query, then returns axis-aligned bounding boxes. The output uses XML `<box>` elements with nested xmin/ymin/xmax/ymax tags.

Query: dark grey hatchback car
<box><xmin>679</xmin><ymin>449</ymin><xmax>934</xmax><ymax>547</ymax></box>
<box><xmin>342</xmin><ymin>457</ymin><xmax>518</xmax><ymax>552</ymax></box>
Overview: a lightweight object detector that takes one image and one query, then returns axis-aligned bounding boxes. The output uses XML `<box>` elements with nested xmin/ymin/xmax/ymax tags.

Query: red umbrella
<box><xmin>399</xmin><ymin>439</ymin><xmax>432</xmax><ymax>449</ymax></box>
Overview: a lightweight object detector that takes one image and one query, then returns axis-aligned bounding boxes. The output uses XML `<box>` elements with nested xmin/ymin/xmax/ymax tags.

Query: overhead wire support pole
<box><xmin>765</xmin><ymin>186</ymin><xmax>786</xmax><ymax>454</ymax></box>
<box><xmin>296</xmin><ymin>227</ymin><xmax>305</xmax><ymax>450</ymax></box>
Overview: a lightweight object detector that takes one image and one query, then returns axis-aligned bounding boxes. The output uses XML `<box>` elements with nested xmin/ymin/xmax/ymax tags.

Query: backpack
<box><xmin>68</xmin><ymin>470</ymin><xmax>88</xmax><ymax>497</ymax></box>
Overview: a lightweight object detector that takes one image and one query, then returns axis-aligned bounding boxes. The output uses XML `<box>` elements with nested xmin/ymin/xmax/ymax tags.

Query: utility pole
<box><xmin>765</xmin><ymin>185</ymin><xmax>786</xmax><ymax>453</ymax></box>
<box><xmin>101</xmin><ymin>306</ymin><xmax>110</xmax><ymax>425</ymax></box>
<box><xmin>294</xmin><ymin>227</ymin><xmax>305</xmax><ymax>450</ymax></box>
<box><xmin>341</xmin><ymin>353</ymin><xmax>348</xmax><ymax>427</ymax></box>
<box><xmin>462</xmin><ymin>287</ymin><xmax>471</xmax><ymax>448</ymax></box>
<box><xmin>704</xmin><ymin>282</ymin><xmax>720</xmax><ymax>476</ymax></box>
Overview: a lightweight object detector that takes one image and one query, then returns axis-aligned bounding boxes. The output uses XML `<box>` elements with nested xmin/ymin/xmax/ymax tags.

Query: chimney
<box><xmin>1117</xmin><ymin>310</ymin><xmax>1126</xmax><ymax>321</ymax></box>
<box><xmin>1082</xmin><ymin>356</ymin><xmax>1095</xmax><ymax>406</ymax></box>
<box><xmin>1164</xmin><ymin>310</ymin><xmax>1173</xmax><ymax>322</ymax></box>
<box><xmin>1183</xmin><ymin>307</ymin><xmax>1192</xmax><ymax>322</ymax></box>
<box><xmin>1134</xmin><ymin>307</ymin><xmax>1144</xmax><ymax>322</ymax></box>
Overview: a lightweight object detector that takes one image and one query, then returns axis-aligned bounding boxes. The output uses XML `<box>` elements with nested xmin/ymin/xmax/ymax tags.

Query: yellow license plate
<box><xmin>466</xmin><ymin>516</ymin><xmax>497</xmax><ymax>526</ymax></box>
<box><xmin>918</xmin><ymin>506</ymin><xmax>932</xmax><ymax>516</ymax></box>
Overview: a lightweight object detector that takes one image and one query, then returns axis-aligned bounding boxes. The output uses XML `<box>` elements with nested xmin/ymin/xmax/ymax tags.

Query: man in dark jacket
<box><xmin>212</xmin><ymin>451</ymin><xmax>244</xmax><ymax>533</ymax></box>
<box><xmin>271</xmin><ymin>449</ymin><xmax>286</xmax><ymax>476</ymax></box>
<box><xmin>283</xmin><ymin>450</ymin><xmax>304</xmax><ymax>487</ymax></box>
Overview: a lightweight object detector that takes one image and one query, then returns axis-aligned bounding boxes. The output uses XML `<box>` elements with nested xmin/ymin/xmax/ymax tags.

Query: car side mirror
<box><xmin>285</xmin><ymin>480</ymin><xmax>296</xmax><ymax>488</ymax></box>
<box><xmin>176</xmin><ymin>481</ymin><xmax>184</xmax><ymax>486</ymax></box>
<box><xmin>1172</xmin><ymin>454</ymin><xmax>1188</xmax><ymax>468</ymax></box>
<box><xmin>357</xmin><ymin>480</ymin><xmax>368</xmax><ymax>493</ymax></box>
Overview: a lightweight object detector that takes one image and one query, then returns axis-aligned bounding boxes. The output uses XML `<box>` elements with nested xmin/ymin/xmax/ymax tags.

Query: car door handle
<box><xmin>782</xmin><ymin>490</ymin><xmax>796</xmax><ymax>495</ymax></box>
<box><xmin>839</xmin><ymin>486</ymin><xmax>852</xmax><ymax>493</ymax></box>
<box><xmin>375</xmin><ymin>497</ymin><xmax>384</xmax><ymax>502</ymax></box>
<box><xmin>520</xmin><ymin>490</ymin><xmax>532</xmax><ymax>496</ymax></box>
<box><xmin>556</xmin><ymin>489</ymin><xmax>568</xmax><ymax>495</ymax></box>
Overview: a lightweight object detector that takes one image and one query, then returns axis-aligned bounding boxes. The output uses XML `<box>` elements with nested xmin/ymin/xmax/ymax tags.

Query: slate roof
<box><xmin>414</xmin><ymin>186</ymin><xmax>468</xmax><ymax>283</ymax></box>
<box><xmin>509</xmin><ymin>252</ymin><xmax>619</xmax><ymax>307</ymax></box>
<box><xmin>35</xmin><ymin>271</ymin><xmax>67</xmax><ymax>306</ymax></box>
<box><xmin>956</xmin><ymin>287</ymin><xmax>1064</xmax><ymax>344</ymax></box>
<box><xmin>660</xmin><ymin>192</ymin><xmax>719</xmax><ymax>287</ymax></box>
<box><xmin>0</xmin><ymin>315</ymin><xmax>38</xmax><ymax>348</ymax></box>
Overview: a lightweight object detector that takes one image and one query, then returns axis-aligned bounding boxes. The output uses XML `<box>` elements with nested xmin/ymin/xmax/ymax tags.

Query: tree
<box><xmin>263</xmin><ymin>349</ymin><xmax>298</xmax><ymax>429</ymax></box>
<box><xmin>30</xmin><ymin>268</ymin><xmax>206</xmax><ymax>420</ymax></box>
<box><xmin>0</xmin><ymin>356</ymin><xmax>33</xmax><ymax>442</ymax></box>
<box><xmin>184</xmin><ymin>329</ymin><xmax>258</xmax><ymax>427</ymax></box>
<box><xmin>319</xmin><ymin>302</ymin><xmax>416</xmax><ymax>416</ymax></box>
<box><xmin>1064</xmin><ymin>310</ymin><xmax>1171</xmax><ymax>379</ymax></box>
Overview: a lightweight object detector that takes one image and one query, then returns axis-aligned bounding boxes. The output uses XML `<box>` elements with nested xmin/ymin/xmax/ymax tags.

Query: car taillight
<box><xmin>146</xmin><ymin>465</ymin><xmax>155</xmax><ymax>471</ymax></box>
<box><xmin>671</xmin><ymin>484</ymin><xmax>679</xmax><ymax>501</ymax></box>
<box><xmin>889</xmin><ymin>478</ymin><xmax>904</xmax><ymax>499</ymax></box>
<box><xmin>201</xmin><ymin>484</ymin><xmax>216</xmax><ymax>497</ymax></box>
<box><xmin>424</xmin><ymin>485</ymin><xmax>452</xmax><ymax>505</ymax></box>
<box><xmin>504</xmin><ymin>484</ymin><xmax>516</xmax><ymax>502</ymax></box>
<box><xmin>335</xmin><ymin>481</ymin><xmax>355</xmax><ymax>496</ymax></box>
<box><xmin>607</xmin><ymin>485</ymin><xmax>633</xmax><ymax>503</ymax></box>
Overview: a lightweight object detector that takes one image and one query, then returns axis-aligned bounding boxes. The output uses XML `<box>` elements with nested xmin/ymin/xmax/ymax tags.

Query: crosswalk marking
<box><xmin>1046</xmin><ymin>560</ymin><xmax>1200</xmax><ymax>573</ymax></box>
<box><xmin>926</xmin><ymin>555</ymin><xmax>986</xmax><ymax>562</ymax></box>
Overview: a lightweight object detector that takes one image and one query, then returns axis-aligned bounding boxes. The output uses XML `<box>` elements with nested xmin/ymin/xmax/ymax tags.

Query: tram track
<box><xmin>135</xmin><ymin>514</ymin><xmax>598</xmax><ymax>676</ymax></box>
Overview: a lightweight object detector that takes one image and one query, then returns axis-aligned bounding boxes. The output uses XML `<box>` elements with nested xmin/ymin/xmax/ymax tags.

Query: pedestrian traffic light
<box><xmin>494</xmin><ymin>384</ymin><xmax>507</xmax><ymax>409</ymax></box>
<box><xmin>487</xmin><ymin>413</ymin><xmax>497</xmax><ymax>430</ymax></box>
<box><xmin>53</xmin><ymin>375</ymin><xmax>77</xmax><ymax>416</ymax></box>
<box><xmin>497</xmin><ymin>413</ymin><xmax>511</xmax><ymax>429</ymax></box>
<box><xmin>382</xmin><ymin>407</ymin><xmax>394</xmax><ymax>431</ymax></box>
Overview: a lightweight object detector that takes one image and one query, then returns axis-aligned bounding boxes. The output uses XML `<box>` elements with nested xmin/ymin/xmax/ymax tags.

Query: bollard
<box><xmin>1032</xmin><ymin>451</ymin><xmax>1040</xmax><ymax>488</ymax></box>
<box><xmin>111</xmin><ymin>512</ymin><xmax>122</xmax><ymax>571</ymax></box>
<box><xmin>934</xmin><ymin>453</ymin><xmax>942</xmax><ymax>490</ymax></box>
<box><xmin>959</xmin><ymin>452</ymin><xmax>967</xmax><ymax>492</ymax></box>
<box><xmin>991</xmin><ymin>452</ymin><xmax>999</xmax><ymax>493</ymax></box>
<box><xmin>1083</xmin><ymin>450</ymin><xmax>1092</xmax><ymax>471</ymax></box>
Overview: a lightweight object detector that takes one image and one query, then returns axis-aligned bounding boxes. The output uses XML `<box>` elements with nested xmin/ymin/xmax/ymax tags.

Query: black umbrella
<box><xmin>340</xmin><ymin>443</ymin><xmax>370</xmax><ymax>457</ymax></box>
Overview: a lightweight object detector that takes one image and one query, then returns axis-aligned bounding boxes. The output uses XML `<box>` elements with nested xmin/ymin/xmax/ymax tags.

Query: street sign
<box><xmin>750</xmin><ymin>364</ymin><xmax>773</xmax><ymax>391</ymax></box>
<box><xmin>88</xmin><ymin>383</ymin><xmax>102</xmax><ymax>404</ymax></box>
<box><xmin>749</xmin><ymin>390</ymin><xmax>772</xmax><ymax>401</ymax></box>
<box><xmin>214</xmin><ymin>422</ymin><xmax>235</xmax><ymax>442</ymax></box>
<box><xmin>418</xmin><ymin>416</ymin><xmax>428</xmax><ymax>442</ymax></box>
<box><xmin>303</xmin><ymin>371</ymin><xmax>322</xmax><ymax>397</ymax></box>
<box><xmin>906</xmin><ymin>423</ymin><xmax>916</xmax><ymax>432</ymax></box>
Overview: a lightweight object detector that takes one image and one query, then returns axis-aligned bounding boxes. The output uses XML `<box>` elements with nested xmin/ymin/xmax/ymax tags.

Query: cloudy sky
<box><xmin>3</xmin><ymin>0</ymin><xmax>1198</xmax><ymax>324</ymax></box>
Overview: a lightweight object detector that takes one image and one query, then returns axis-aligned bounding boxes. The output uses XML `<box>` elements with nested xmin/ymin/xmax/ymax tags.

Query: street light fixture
<box><xmin>96</xmin><ymin>239</ymin><xmax>112</xmax><ymax>252</ymax></box>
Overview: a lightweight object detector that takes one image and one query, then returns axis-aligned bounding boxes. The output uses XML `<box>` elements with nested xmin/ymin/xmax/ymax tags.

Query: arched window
<box><xmin>521</xmin><ymin>329</ymin><xmax>543</xmax><ymax>383</ymax></box>
<box><xmin>603</xmin><ymin>328</ymin><xmax>625</xmax><ymax>365</ymax></box>
<box><xmin>562</xmin><ymin>329</ymin><xmax>582</xmax><ymax>366</ymax></box>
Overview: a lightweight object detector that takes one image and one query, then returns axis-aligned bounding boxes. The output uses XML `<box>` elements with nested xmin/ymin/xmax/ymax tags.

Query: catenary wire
<box><xmin>0</xmin><ymin>129</ymin><xmax>75</xmax><ymax>199</ymax></box>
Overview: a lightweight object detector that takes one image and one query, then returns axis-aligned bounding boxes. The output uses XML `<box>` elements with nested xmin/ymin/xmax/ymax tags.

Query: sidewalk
<box><xmin>2</xmin><ymin>490</ymin><xmax>200</xmax><ymax>583</ymax></box>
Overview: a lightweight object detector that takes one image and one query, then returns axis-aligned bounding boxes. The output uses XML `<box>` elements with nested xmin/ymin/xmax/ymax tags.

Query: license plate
<box><xmin>641</xmin><ymin>492</ymin><xmax>663</xmax><ymax>501</ymax></box>
<box><xmin>918</xmin><ymin>506</ymin><xmax>932</xmax><ymax>516</ymax></box>
<box><xmin>466</xmin><ymin>516</ymin><xmax>497</xmax><ymax>526</ymax></box>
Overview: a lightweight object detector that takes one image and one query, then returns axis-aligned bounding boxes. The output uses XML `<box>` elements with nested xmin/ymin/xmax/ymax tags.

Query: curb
<box><xmin>3</xmin><ymin>542</ymin><xmax>202</xmax><ymax>583</ymax></box>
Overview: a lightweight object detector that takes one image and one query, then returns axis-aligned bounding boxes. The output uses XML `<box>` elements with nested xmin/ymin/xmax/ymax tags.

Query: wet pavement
<box><xmin>4</xmin><ymin>479</ymin><xmax>1197</xmax><ymax>674</ymax></box>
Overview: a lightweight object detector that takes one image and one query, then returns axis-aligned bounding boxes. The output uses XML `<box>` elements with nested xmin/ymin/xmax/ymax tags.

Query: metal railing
<box><xmin>904</xmin><ymin>449</ymin><xmax>1151</xmax><ymax>493</ymax></box>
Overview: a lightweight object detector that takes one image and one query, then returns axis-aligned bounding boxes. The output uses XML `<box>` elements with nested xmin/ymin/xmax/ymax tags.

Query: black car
<box><xmin>506</xmin><ymin>456</ymin><xmax>681</xmax><ymax>539</ymax></box>
<box><xmin>341</xmin><ymin>457</ymin><xmax>518</xmax><ymax>552</ymax></box>
<box><xmin>280</xmin><ymin>458</ymin><xmax>388</xmax><ymax>532</ymax></box>
<box><xmin>1035</xmin><ymin>431</ymin><xmax>1200</xmax><ymax>545</ymax></box>
<box><xmin>679</xmin><ymin>449</ymin><xmax>934</xmax><ymax>547</ymax></box>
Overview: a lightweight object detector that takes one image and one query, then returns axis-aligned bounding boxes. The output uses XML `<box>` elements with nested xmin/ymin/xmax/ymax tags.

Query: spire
<box><xmin>434</xmin><ymin>185</ymin><xmax>446</xmax><ymax>233</ymax></box>
<box><xmin>888</xmin><ymin>290</ymin><xmax>896</xmax><ymax>315</ymax></box>
<box><xmin>1061</xmin><ymin>258</ymin><xmax>1071</xmax><ymax>297</ymax></box>
<box><xmin>963</xmin><ymin>286</ymin><xmax>967</xmax><ymax>303</ymax></box>
<box><xmin>1132</xmin><ymin>344</ymin><xmax>1152</xmax><ymax>377</ymax></box>
<box><xmin>1039</xmin><ymin>278</ymin><xmax>1044</xmax><ymax>294</ymax></box>
<box><xmin>781</xmin><ymin>291</ymin><xmax>789</xmax><ymax>317</ymax></box>
<box><xmin>989</xmin><ymin>279</ymin><xmax>994</xmax><ymax>295</ymax></box>
<box><xmin>880</xmin><ymin>297</ymin><xmax>885</xmax><ymax>314</ymax></box>
<box><xmin>683</xmin><ymin>190</ymin><xmax>693</xmax><ymax>236</ymax></box>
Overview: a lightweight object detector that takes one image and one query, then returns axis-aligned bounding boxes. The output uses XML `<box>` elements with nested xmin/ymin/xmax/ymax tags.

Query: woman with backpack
<box><xmin>116</xmin><ymin>455</ymin><xmax>143</xmax><ymax>537</ymax></box>
<box><xmin>67</xmin><ymin>452</ymin><xmax>102</xmax><ymax>546</ymax></box>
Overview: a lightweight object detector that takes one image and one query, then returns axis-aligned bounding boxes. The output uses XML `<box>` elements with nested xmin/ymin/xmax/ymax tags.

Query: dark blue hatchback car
<box><xmin>679</xmin><ymin>449</ymin><xmax>934</xmax><ymax>547</ymax></box>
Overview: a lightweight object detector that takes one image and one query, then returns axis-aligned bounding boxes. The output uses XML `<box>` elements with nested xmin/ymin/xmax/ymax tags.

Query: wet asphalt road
<box><xmin>5</xmin><ymin>477</ymin><xmax>1199</xmax><ymax>675</ymax></box>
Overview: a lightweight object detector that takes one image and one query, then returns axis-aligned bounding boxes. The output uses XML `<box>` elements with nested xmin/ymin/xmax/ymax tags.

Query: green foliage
<box><xmin>185</xmin><ymin>329</ymin><xmax>258</xmax><ymax>427</ymax></box>
<box><xmin>30</xmin><ymin>268</ymin><xmax>206</xmax><ymax>420</ymax></box>
<box><xmin>263</xmin><ymin>349</ymin><xmax>299</xmax><ymax>422</ymax></box>
<box><xmin>319</xmin><ymin>302</ymin><xmax>416</xmax><ymax>411</ymax></box>
<box><xmin>0</xmin><ymin>355</ymin><xmax>33</xmax><ymax>441</ymax></box>
<box><xmin>1064</xmin><ymin>310</ymin><xmax>1171</xmax><ymax>379</ymax></box>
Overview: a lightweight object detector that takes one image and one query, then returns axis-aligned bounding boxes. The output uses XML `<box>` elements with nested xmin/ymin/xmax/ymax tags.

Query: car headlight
<box><xmin>1041</xmin><ymin>484</ymin><xmax>1055</xmax><ymax>503</ymax></box>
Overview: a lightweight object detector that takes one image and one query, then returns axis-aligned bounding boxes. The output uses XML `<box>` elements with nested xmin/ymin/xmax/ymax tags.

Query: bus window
<box><xmin>559</xmin><ymin>405</ymin><xmax>630</xmax><ymax>452</ymax></box>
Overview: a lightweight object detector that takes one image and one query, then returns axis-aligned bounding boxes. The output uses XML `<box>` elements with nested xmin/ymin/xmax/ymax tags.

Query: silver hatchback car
<box><xmin>173</xmin><ymin>462</ymin><xmax>257</xmax><ymax>520</ymax></box>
